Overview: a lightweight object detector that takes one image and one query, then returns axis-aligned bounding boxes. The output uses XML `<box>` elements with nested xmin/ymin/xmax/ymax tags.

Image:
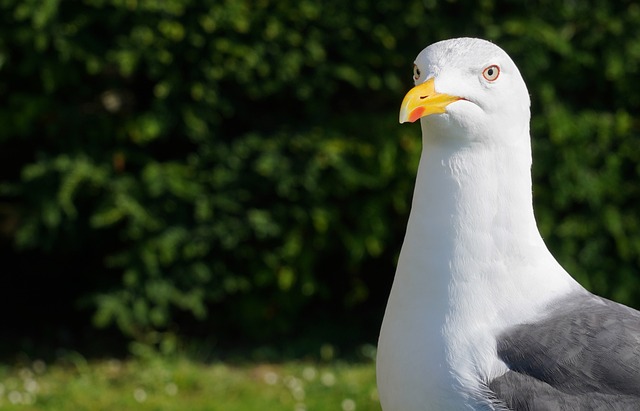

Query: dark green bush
<box><xmin>1</xmin><ymin>0</ymin><xmax>640</xmax><ymax>352</ymax></box>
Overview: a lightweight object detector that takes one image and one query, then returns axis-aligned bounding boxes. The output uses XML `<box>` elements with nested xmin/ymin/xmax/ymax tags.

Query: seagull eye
<box><xmin>413</xmin><ymin>65</ymin><xmax>421</xmax><ymax>81</ymax></box>
<box><xmin>482</xmin><ymin>65</ymin><xmax>500</xmax><ymax>81</ymax></box>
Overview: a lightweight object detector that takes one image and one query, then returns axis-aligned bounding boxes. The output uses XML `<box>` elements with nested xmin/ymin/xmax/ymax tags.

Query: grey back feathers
<box><xmin>490</xmin><ymin>291</ymin><xmax>640</xmax><ymax>409</ymax></box>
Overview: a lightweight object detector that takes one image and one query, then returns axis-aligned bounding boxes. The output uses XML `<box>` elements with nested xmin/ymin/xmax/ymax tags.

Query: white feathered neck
<box><xmin>377</xmin><ymin>38</ymin><xmax>581</xmax><ymax>410</ymax></box>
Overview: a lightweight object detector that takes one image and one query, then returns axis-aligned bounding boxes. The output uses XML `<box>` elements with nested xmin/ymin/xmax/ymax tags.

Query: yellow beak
<box><xmin>399</xmin><ymin>77</ymin><xmax>462</xmax><ymax>124</ymax></box>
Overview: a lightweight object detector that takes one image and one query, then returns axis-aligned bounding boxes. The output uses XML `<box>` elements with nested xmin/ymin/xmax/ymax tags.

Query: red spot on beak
<box><xmin>408</xmin><ymin>106</ymin><xmax>426</xmax><ymax>123</ymax></box>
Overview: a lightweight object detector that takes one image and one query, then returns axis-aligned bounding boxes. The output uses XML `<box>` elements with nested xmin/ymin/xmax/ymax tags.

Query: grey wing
<box><xmin>489</xmin><ymin>372</ymin><xmax>640</xmax><ymax>411</ymax></box>
<box><xmin>488</xmin><ymin>291</ymin><xmax>640</xmax><ymax>410</ymax></box>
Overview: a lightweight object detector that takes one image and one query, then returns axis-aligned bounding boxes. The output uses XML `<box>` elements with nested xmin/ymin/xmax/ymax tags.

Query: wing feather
<box><xmin>489</xmin><ymin>291</ymin><xmax>640</xmax><ymax>409</ymax></box>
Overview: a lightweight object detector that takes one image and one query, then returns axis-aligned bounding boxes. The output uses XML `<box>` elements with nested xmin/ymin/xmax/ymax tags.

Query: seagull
<box><xmin>376</xmin><ymin>37</ymin><xmax>640</xmax><ymax>410</ymax></box>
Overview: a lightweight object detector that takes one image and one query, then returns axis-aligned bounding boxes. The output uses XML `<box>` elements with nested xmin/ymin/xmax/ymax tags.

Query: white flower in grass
<box><xmin>18</xmin><ymin>368</ymin><xmax>32</xmax><ymax>380</ymax></box>
<box><xmin>302</xmin><ymin>366</ymin><xmax>317</xmax><ymax>381</ymax></box>
<box><xmin>263</xmin><ymin>371</ymin><xmax>279</xmax><ymax>385</ymax></box>
<box><xmin>284</xmin><ymin>375</ymin><xmax>301</xmax><ymax>389</ymax></box>
<box><xmin>292</xmin><ymin>386</ymin><xmax>305</xmax><ymax>401</ymax></box>
<box><xmin>8</xmin><ymin>391</ymin><xmax>22</xmax><ymax>404</ymax></box>
<box><xmin>341</xmin><ymin>398</ymin><xmax>356</xmax><ymax>411</ymax></box>
<box><xmin>320</xmin><ymin>372</ymin><xmax>336</xmax><ymax>387</ymax></box>
<box><xmin>165</xmin><ymin>382</ymin><xmax>178</xmax><ymax>396</ymax></box>
<box><xmin>284</xmin><ymin>375</ymin><xmax>305</xmax><ymax>401</ymax></box>
<box><xmin>24</xmin><ymin>378</ymin><xmax>38</xmax><ymax>393</ymax></box>
<box><xmin>164</xmin><ymin>382</ymin><xmax>178</xmax><ymax>396</ymax></box>
<box><xmin>134</xmin><ymin>388</ymin><xmax>147</xmax><ymax>403</ymax></box>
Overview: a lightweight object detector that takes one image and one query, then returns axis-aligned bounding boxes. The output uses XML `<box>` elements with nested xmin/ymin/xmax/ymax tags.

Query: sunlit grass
<box><xmin>0</xmin><ymin>354</ymin><xmax>381</xmax><ymax>411</ymax></box>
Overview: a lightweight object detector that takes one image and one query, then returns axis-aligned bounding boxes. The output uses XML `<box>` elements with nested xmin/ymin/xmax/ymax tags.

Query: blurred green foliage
<box><xmin>1</xmin><ymin>0</ymin><xmax>640</xmax><ymax>352</ymax></box>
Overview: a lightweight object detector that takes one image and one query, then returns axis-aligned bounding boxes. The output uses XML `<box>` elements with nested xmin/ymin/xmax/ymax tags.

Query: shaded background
<box><xmin>1</xmin><ymin>0</ymin><xmax>640</xmax><ymax>359</ymax></box>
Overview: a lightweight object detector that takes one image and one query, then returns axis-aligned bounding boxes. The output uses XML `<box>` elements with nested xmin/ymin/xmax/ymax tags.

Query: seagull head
<box><xmin>399</xmin><ymin>38</ymin><xmax>531</xmax><ymax>146</ymax></box>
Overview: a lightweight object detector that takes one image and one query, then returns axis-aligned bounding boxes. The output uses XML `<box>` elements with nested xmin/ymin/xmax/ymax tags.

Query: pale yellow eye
<box><xmin>413</xmin><ymin>65</ymin><xmax>421</xmax><ymax>81</ymax></box>
<box><xmin>482</xmin><ymin>65</ymin><xmax>500</xmax><ymax>81</ymax></box>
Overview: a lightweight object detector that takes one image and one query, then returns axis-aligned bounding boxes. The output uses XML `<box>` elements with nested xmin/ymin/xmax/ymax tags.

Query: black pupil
<box><xmin>487</xmin><ymin>68</ymin><xmax>494</xmax><ymax>76</ymax></box>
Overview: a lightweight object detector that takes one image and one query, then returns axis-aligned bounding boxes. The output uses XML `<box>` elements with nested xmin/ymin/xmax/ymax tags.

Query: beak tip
<box><xmin>399</xmin><ymin>108</ymin><xmax>409</xmax><ymax>124</ymax></box>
